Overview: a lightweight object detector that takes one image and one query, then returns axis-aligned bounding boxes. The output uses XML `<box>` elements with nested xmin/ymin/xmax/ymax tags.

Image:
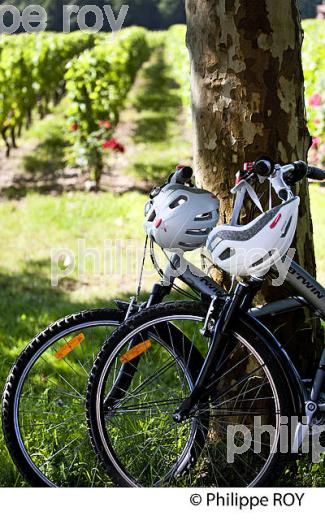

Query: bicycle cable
<box><xmin>149</xmin><ymin>239</ymin><xmax>200</xmax><ymax>300</ymax></box>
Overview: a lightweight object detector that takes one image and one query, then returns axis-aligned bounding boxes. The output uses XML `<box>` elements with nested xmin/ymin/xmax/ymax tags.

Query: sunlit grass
<box><xmin>310</xmin><ymin>184</ymin><xmax>325</xmax><ymax>285</ymax></box>
<box><xmin>0</xmin><ymin>184</ymin><xmax>324</xmax><ymax>486</ymax></box>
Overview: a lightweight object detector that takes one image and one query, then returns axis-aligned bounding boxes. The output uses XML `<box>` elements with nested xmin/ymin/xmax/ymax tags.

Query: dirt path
<box><xmin>0</xmin><ymin>45</ymin><xmax>192</xmax><ymax>199</ymax></box>
<box><xmin>0</xmin><ymin>139</ymin><xmax>37</xmax><ymax>192</ymax></box>
<box><xmin>0</xmin><ymin>125</ymin><xmax>150</xmax><ymax>198</ymax></box>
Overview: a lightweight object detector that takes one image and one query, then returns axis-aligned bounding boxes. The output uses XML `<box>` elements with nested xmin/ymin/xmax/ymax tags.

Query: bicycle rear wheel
<box><xmin>87</xmin><ymin>301</ymin><xmax>294</xmax><ymax>487</ymax></box>
<box><xmin>2</xmin><ymin>308</ymin><xmax>125</xmax><ymax>487</ymax></box>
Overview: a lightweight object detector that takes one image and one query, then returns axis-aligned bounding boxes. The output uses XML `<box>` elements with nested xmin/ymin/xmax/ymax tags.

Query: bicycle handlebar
<box><xmin>170</xmin><ymin>165</ymin><xmax>193</xmax><ymax>185</ymax></box>
<box><xmin>251</xmin><ymin>157</ymin><xmax>325</xmax><ymax>185</ymax></box>
<box><xmin>307</xmin><ymin>165</ymin><xmax>325</xmax><ymax>181</ymax></box>
<box><xmin>282</xmin><ymin>161</ymin><xmax>325</xmax><ymax>185</ymax></box>
<box><xmin>252</xmin><ymin>157</ymin><xmax>274</xmax><ymax>177</ymax></box>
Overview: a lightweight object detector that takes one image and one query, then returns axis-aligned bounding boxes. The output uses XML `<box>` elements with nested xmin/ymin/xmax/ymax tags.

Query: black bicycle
<box><xmin>86</xmin><ymin>159</ymin><xmax>325</xmax><ymax>487</ymax></box>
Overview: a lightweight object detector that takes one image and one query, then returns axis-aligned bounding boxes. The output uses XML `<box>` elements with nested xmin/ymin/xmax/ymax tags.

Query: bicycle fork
<box><xmin>173</xmin><ymin>278</ymin><xmax>262</xmax><ymax>423</ymax></box>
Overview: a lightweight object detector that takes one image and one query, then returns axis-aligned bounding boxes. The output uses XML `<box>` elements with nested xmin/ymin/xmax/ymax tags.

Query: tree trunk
<box><xmin>186</xmin><ymin>0</ymin><xmax>321</xmax><ymax>374</ymax></box>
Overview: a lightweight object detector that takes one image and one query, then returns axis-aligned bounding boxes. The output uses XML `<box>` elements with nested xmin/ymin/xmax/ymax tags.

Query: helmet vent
<box><xmin>250</xmin><ymin>250</ymin><xmax>274</xmax><ymax>268</ymax></box>
<box><xmin>219</xmin><ymin>248</ymin><xmax>235</xmax><ymax>261</ymax></box>
<box><xmin>186</xmin><ymin>228</ymin><xmax>210</xmax><ymax>235</ymax></box>
<box><xmin>281</xmin><ymin>216</ymin><xmax>292</xmax><ymax>238</ymax></box>
<box><xmin>195</xmin><ymin>212</ymin><xmax>212</xmax><ymax>221</ymax></box>
<box><xmin>148</xmin><ymin>210</ymin><xmax>156</xmax><ymax>222</ymax></box>
<box><xmin>179</xmin><ymin>241</ymin><xmax>202</xmax><ymax>248</ymax></box>
<box><xmin>169</xmin><ymin>196</ymin><xmax>188</xmax><ymax>209</ymax></box>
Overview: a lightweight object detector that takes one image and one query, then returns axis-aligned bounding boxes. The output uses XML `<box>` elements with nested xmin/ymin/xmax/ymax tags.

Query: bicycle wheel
<box><xmin>87</xmin><ymin>301</ymin><xmax>294</xmax><ymax>487</ymax></box>
<box><xmin>2</xmin><ymin>308</ymin><xmax>125</xmax><ymax>487</ymax></box>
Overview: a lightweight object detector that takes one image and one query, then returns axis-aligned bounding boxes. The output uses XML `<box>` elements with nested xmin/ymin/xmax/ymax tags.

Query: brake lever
<box><xmin>269</xmin><ymin>165</ymin><xmax>294</xmax><ymax>201</ymax></box>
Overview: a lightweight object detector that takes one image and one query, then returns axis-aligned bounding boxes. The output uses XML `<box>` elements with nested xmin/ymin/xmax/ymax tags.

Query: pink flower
<box><xmin>309</xmin><ymin>93</ymin><xmax>321</xmax><ymax>107</ymax></box>
<box><xmin>312</xmin><ymin>136</ymin><xmax>321</xmax><ymax>148</ymax></box>
<box><xmin>313</xmin><ymin>118</ymin><xmax>321</xmax><ymax>126</ymax></box>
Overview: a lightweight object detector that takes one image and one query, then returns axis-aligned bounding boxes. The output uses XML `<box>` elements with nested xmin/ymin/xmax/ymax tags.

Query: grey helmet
<box><xmin>144</xmin><ymin>184</ymin><xmax>219</xmax><ymax>251</ymax></box>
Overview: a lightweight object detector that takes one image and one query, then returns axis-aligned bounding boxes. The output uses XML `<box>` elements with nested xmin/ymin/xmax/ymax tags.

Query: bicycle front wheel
<box><xmin>87</xmin><ymin>301</ymin><xmax>294</xmax><ymax>487</ymax></box>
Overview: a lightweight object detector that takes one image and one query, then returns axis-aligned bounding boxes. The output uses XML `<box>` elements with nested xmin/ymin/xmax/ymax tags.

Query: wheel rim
<box><xmin>12</xmin><ymin>319</ymin><xmax>120</xmax><ymax>487</ymax></box>
<box><xmin>93</xmin><ymin>314</ymin><xmax>282</xmax><ymax>487</ymax></box>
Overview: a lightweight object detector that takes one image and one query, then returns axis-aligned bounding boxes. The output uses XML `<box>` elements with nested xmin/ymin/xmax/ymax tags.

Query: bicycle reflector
<box><xmin>120</xmin><ymin>340</ymin><xmax>152</xmax><ymax>364</ymax></box>
<box><xmin>54</xmin><ymin>333</ymin><xmax>85</xmax><ymax>360</ymax></box>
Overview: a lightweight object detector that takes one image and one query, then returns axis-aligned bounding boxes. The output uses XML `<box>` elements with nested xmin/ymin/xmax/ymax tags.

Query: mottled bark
<box><xmin>186</xmin><ymin>0</ymin><xmax>321</xmax><ymax>373</ymax></box>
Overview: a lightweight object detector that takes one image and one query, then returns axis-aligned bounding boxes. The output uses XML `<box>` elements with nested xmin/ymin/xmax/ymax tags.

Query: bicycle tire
<box><xmin>2</xmin><ymin>308</ymin><xmax>125</xmax><ymax>487</ymax></box>
<box><xmin>87</xmin><ymin>301</ymin><xmax>295</xmax><ymax>487</ymax></box>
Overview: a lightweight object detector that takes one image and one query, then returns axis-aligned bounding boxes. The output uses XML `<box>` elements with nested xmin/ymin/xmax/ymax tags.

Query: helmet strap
<box><xmin>231</xmin><ymin>180</ymin><xmax>263</xmax><ymax>225</ymax></box>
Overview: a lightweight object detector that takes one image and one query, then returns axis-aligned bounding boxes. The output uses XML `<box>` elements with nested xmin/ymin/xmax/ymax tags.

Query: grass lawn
<box><xmin>311</xmin><ymin>185</ymin><xmax>325</xmax><ymax>284</ymax></box>
<box><xmin>0</xmin><ymin>184</ymin><xmax>324</xmax><ymax>486</ymax></box>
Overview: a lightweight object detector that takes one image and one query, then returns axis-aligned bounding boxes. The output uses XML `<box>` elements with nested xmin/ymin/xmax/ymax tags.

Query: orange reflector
<box><xmin>120</xmin><ymin>340</ymin><xmax>152</xmax><ymax>364</ymax></box>
<box><xmin>55</xmin><ymin>333</ymin><xmax>85</xmax><ymax>360</ymax></box>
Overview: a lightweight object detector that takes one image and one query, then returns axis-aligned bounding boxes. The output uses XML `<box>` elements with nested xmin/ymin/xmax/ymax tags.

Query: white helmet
<box><xmin>207</xmin><ymin>197</ymin><xmax>300</xmax><ymax>277</ymax></box>
<box><xmin>144</xmin><ymin>184</ymin><xmax>219</xmax><ymax>251</ymax></box>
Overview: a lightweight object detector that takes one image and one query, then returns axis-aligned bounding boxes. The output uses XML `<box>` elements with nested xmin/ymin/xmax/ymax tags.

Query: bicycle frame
<box><xmin>113</xmin><ymin>160</ymin><xmax>325</xmax><ymax>449</ymax></box>
<box><xmin>113</xmin><ymin>252</ymin><xmax>324</xmax><ymax>418</ymax></box>
<box><xmin>170</xmin><ymin>254</ymin><xmax>325</xmax><ymax>425</ymax></box>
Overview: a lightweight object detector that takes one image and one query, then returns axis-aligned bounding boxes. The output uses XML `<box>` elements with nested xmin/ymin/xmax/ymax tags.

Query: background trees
<box><xmin>7</xmin><ymin>1</ymin><xmax>323</xmax><ymax>32</ymax></box>
<box><xmin>9</xmin><ymin>0</ymin><xmax>185</xmax><ymax>30</ymax></box>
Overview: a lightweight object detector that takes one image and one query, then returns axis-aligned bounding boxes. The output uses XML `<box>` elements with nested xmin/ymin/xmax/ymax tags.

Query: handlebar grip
<box><xmin>307</xmin><ymin>166</ymin><xmax>325</xmax><ymax>181</ymax></box>
<box><xmin>173</xmin><ymin>165</ymin><xmax>193</xmax><ymax>184</ymax></box>
<box><xmin>283</xmin><ymin>161</ymin><xmax>308</xmax><ymax>186</ymax></box>
<box><xmin>252</xmin><ymin>156</ymin><xmax>274</xmax><ymax>177</ymax></box>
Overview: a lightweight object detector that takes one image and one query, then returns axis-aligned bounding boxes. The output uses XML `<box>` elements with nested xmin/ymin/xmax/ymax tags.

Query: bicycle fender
<box><xmin>239</xmin><ymin>311</ymin><xmax>306</xmax><ymax>416</ymax></box>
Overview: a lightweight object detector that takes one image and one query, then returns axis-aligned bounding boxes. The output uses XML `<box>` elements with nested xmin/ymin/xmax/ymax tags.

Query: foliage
<box><xmin>158</xmin><ymin>0</ymin><xmax>186</xmax><ymax>26</ymax></box>
<box><xmin>0</xmin><ymin>31</ymin><xmax>95</xmax><ymax>156</ymax></box>
<box><xmin>10</xmin><ymin>0</ymin><xmax>186</xmax><ymax>31</ymax></box>
<box><xmin>302</xmin><ymin>20</ymin><xmax>325</xmax><ymax>167</ymax></box>
<box><xmin>279</xmin><ymin>453</ymin><xmax>325</xmax><ymax>487</ymax></box>
<box><xmin>298</xmin><ymin>0</ymin><xmax>323</xmax><ymax>19</ymax></box>
<box><xmin>125</xmin><ymin>42</ymin><xmax>192</xmax><ymax>183</ymax></box>
<box><xmin>165</xmin><ymin>25</ymin><xmax>191</xmax><ymax>122</ymax></box>
<box><xmin>295</xmin><ymin>454</ymin><xmax>325</xmax><ymax>486</ymax></box>
<box><xmin>64</xmin><ymin>27</ymin><xmax>151</xmax><ymax>184</ymax></box>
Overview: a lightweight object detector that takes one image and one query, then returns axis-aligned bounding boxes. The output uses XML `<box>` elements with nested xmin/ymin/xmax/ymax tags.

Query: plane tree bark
<box><xmin>185</xmin><ymin>0</ymin><xmax>321</xmax><ymax>373</ymax></box>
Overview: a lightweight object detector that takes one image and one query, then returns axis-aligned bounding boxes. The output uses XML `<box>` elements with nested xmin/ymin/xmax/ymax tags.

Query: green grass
<box><xmin>310</xmin><ymin>185</ymin><xmax>325</xmax><ymax>285</ymax></box>
<box><xmin>0</xmin><ymin>185</ymin><xmax>324</xmax><ymax>486</ymax></box>
<box><xmin>23</xmin><ymin>113</ymin><xmax>68</xmax><ymax>177</ymax></box>
<box><xmin>0</xmin><ymin>191</ymin><xmax>151</xmax><ymax>486</ymax></box>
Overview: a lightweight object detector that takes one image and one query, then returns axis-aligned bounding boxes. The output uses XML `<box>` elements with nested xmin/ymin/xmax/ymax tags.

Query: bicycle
<box><xmin>86</xmin><ymin>159</ymin><xmax>325</xmax><ymax>487</ymax></box>
<box><xmin>1</xmin><ymin>165</ymin><xmax>221</xmax><ymax>487</ymax></box>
